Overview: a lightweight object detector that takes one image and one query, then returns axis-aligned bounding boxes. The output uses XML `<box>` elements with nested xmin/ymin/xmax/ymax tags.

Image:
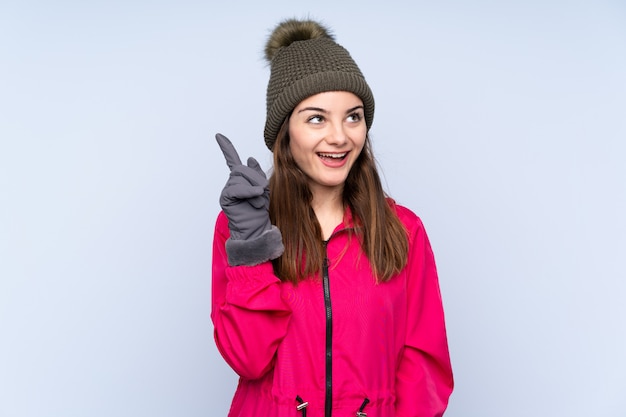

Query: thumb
<box><xmin>247</xmin><ymin>157</ymin><xmax>266</xmax><ymax>179</ymax></box>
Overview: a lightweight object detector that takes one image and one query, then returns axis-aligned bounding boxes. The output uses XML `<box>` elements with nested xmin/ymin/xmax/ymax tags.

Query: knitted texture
<box><xmin>264</xmin><ymin>35</ymin><xmax>375</xmax><ymax>150</ymax></box>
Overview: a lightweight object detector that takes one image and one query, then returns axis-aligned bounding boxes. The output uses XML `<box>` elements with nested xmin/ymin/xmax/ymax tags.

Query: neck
<box><xmin>310</xmin><ymin>185</ymin><xmax>344</xmax><ymax>240</ymax></box>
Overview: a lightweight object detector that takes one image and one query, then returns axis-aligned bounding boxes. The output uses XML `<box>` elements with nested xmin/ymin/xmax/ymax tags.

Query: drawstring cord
<box><xmin>295</xmin><ymin>395</ymin><xmax>309</xmax><ymax>417</ymax></box>
<box><xmin>356</xmin><ymin>398</ymin><xmax>370</xmax><ymax>417</ymax></box>
<box><xmin>295</xmin><ymin>395</ymin><xmax>369</xmax><ymax>417</ymax></box>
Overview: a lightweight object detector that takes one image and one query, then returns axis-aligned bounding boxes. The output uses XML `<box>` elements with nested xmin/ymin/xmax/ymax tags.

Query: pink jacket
<box><xmin>211</xmin><ymin>202</ymin><xmax>453</xmax><ymax>417</ymax></box>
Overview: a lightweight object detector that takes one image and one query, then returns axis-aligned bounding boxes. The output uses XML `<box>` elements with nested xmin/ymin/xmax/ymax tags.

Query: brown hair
<box><xmin>269</xmin><ymin>119</ymin><xmax>408</xmax><ymax>283</ymax></box>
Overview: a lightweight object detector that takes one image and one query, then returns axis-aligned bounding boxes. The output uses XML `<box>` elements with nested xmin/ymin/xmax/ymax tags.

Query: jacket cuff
<box><xmin>225</xmin><ymin>226</ymin><xmax>284</xmax><ymax>266</ymax></box>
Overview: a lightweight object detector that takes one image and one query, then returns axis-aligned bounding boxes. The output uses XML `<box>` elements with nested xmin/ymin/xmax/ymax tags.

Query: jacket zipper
<box><xmin>322</xmin><ymin>241</ymin><xmax>333</xmax><ymax>417</ymax></box>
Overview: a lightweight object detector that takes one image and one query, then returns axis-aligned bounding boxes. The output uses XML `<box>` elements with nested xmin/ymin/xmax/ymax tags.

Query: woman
<box><xmin>212</xmin><ymin>18</ymin><xmax>453</xmax><ymax>417</ymax></box>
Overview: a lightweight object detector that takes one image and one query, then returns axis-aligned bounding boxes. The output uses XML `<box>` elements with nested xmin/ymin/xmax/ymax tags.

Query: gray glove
<box><xmin>216</xmin><ymin>133</ymin><xmax>284</xmax><ymax>266</ymax></box>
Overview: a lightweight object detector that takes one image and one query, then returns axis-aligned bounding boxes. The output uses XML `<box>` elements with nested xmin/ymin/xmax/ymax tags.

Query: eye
<box><xmin>346</xmin><ymin>112</ymin><xmax>363</xmax><ymax>123</ymax></box>
<box><xmin>307</xmin><ymin>115</ymin><xmax>324</xmax><ymax>124</ymax></box>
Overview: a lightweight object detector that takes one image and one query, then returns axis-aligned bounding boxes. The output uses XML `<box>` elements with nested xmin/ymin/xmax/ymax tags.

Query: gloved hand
<box><xmin>216</xmin><ymin>133</ymin><xmax>284</xmax><ymax>266</ymax></box>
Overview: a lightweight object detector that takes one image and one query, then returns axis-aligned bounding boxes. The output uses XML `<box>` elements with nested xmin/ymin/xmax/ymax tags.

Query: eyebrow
<box><xmin>297</xmin><ymin>105</ymin><xmax>364</xmax><ymax>114</ymax></box>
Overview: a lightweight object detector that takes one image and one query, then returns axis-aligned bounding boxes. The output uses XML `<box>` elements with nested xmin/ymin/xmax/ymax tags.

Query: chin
<box><xmin>318</xmin><ymin>178</ymin><xmax>349</xmax><ymax>188</ymax></box>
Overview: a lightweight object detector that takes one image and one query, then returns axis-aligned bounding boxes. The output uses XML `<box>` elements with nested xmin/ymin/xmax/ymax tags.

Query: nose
<box><xmin>325</xmin><ymin>121</ymin><xmax>348</xmax><ymax>146</ymax></box>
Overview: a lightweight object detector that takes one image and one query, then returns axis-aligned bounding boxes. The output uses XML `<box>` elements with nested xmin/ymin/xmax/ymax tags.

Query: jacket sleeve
<box><xmin>395</xmin><ymin>214</ymin><xmax>454</xmax><ymax>417</ymax></box>
<box><xmin>211</xmin><ymin>211</ymin><xmax>292</xmax><ymax>379</ymax></box>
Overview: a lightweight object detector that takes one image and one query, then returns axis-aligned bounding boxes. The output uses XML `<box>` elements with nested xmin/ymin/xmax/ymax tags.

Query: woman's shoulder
<box><xmin>214</xmin><ymin>210</ymin><xmax>230</xmax><ymax>236</ymax></box>
<box><xmin>386</xmin><ymin>198</ymin><xmax>425</xmax><ymax>231</ymax></box>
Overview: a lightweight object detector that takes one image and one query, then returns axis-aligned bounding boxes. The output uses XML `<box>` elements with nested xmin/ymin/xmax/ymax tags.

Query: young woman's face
<box><xmin>288</xmin><ymin>91</ymin><xmax>367</xmax><ymax>194</ymax></box>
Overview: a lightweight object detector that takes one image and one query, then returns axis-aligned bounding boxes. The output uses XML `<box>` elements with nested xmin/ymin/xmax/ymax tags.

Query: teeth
<box><xmin>318</xmin><ymin>152</ymin><xmax>346</xmax><ymax>159</ymax></box>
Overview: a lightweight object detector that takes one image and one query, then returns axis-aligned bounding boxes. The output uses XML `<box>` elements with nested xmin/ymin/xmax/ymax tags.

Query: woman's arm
<box><xmin>395</xmin><ymin>214</ymin><xmax>454</xmax><ymax>417</ymax></box>
<box><xmin>211</xmin><ymin>212</ymin><xmax>292</xmax><ymax>379</ymax></box>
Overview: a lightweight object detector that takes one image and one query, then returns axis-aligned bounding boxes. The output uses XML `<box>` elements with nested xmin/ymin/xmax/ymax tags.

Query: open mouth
<box><xmin>317</xmin><ymin>152</ymin><xmax>348</xmax><ymax>161</ymax></box>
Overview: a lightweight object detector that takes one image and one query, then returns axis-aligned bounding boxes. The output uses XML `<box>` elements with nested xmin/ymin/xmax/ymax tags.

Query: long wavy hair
<box><xmin>269</xmin><ymin>118</ymin><xmax>409</xmax><ymax>283</ymax></box>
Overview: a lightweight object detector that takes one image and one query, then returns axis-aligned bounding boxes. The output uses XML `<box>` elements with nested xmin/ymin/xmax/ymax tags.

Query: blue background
<box><xmin>1</xmin><ymin>1</ymin><xmax>625</xmax><ymax>416</ymax></box>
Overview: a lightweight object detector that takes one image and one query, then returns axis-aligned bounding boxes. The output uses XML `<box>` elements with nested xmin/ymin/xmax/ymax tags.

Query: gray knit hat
<box><xmin>263</xmin><ymin>19</ymin><xmax>375</xmax><ymax>150</ymax></box>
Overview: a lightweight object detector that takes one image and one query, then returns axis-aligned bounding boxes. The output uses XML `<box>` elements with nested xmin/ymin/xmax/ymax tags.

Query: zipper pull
<box><xmin>356</xmin><ymin>398</ymin><xmax>370</xmax><ymax>417</ymax></box>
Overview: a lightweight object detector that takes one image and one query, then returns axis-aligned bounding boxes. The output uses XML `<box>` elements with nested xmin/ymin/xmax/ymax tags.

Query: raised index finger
<box><xmin>216</xmin><ymin>133</ymin><xmax>242</xmax><ymax>170</ymax></box>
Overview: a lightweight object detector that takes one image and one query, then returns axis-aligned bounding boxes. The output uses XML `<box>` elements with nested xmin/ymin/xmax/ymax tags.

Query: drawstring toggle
<box><xmin>296</xmin><ymin>395</ymin><xmax>309</xmax><ymax>417</ymax></box>
<box><xmin>356</xmin><ymin>398</ymin><xmax>370</xmax><ymax>417</ymax></box>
